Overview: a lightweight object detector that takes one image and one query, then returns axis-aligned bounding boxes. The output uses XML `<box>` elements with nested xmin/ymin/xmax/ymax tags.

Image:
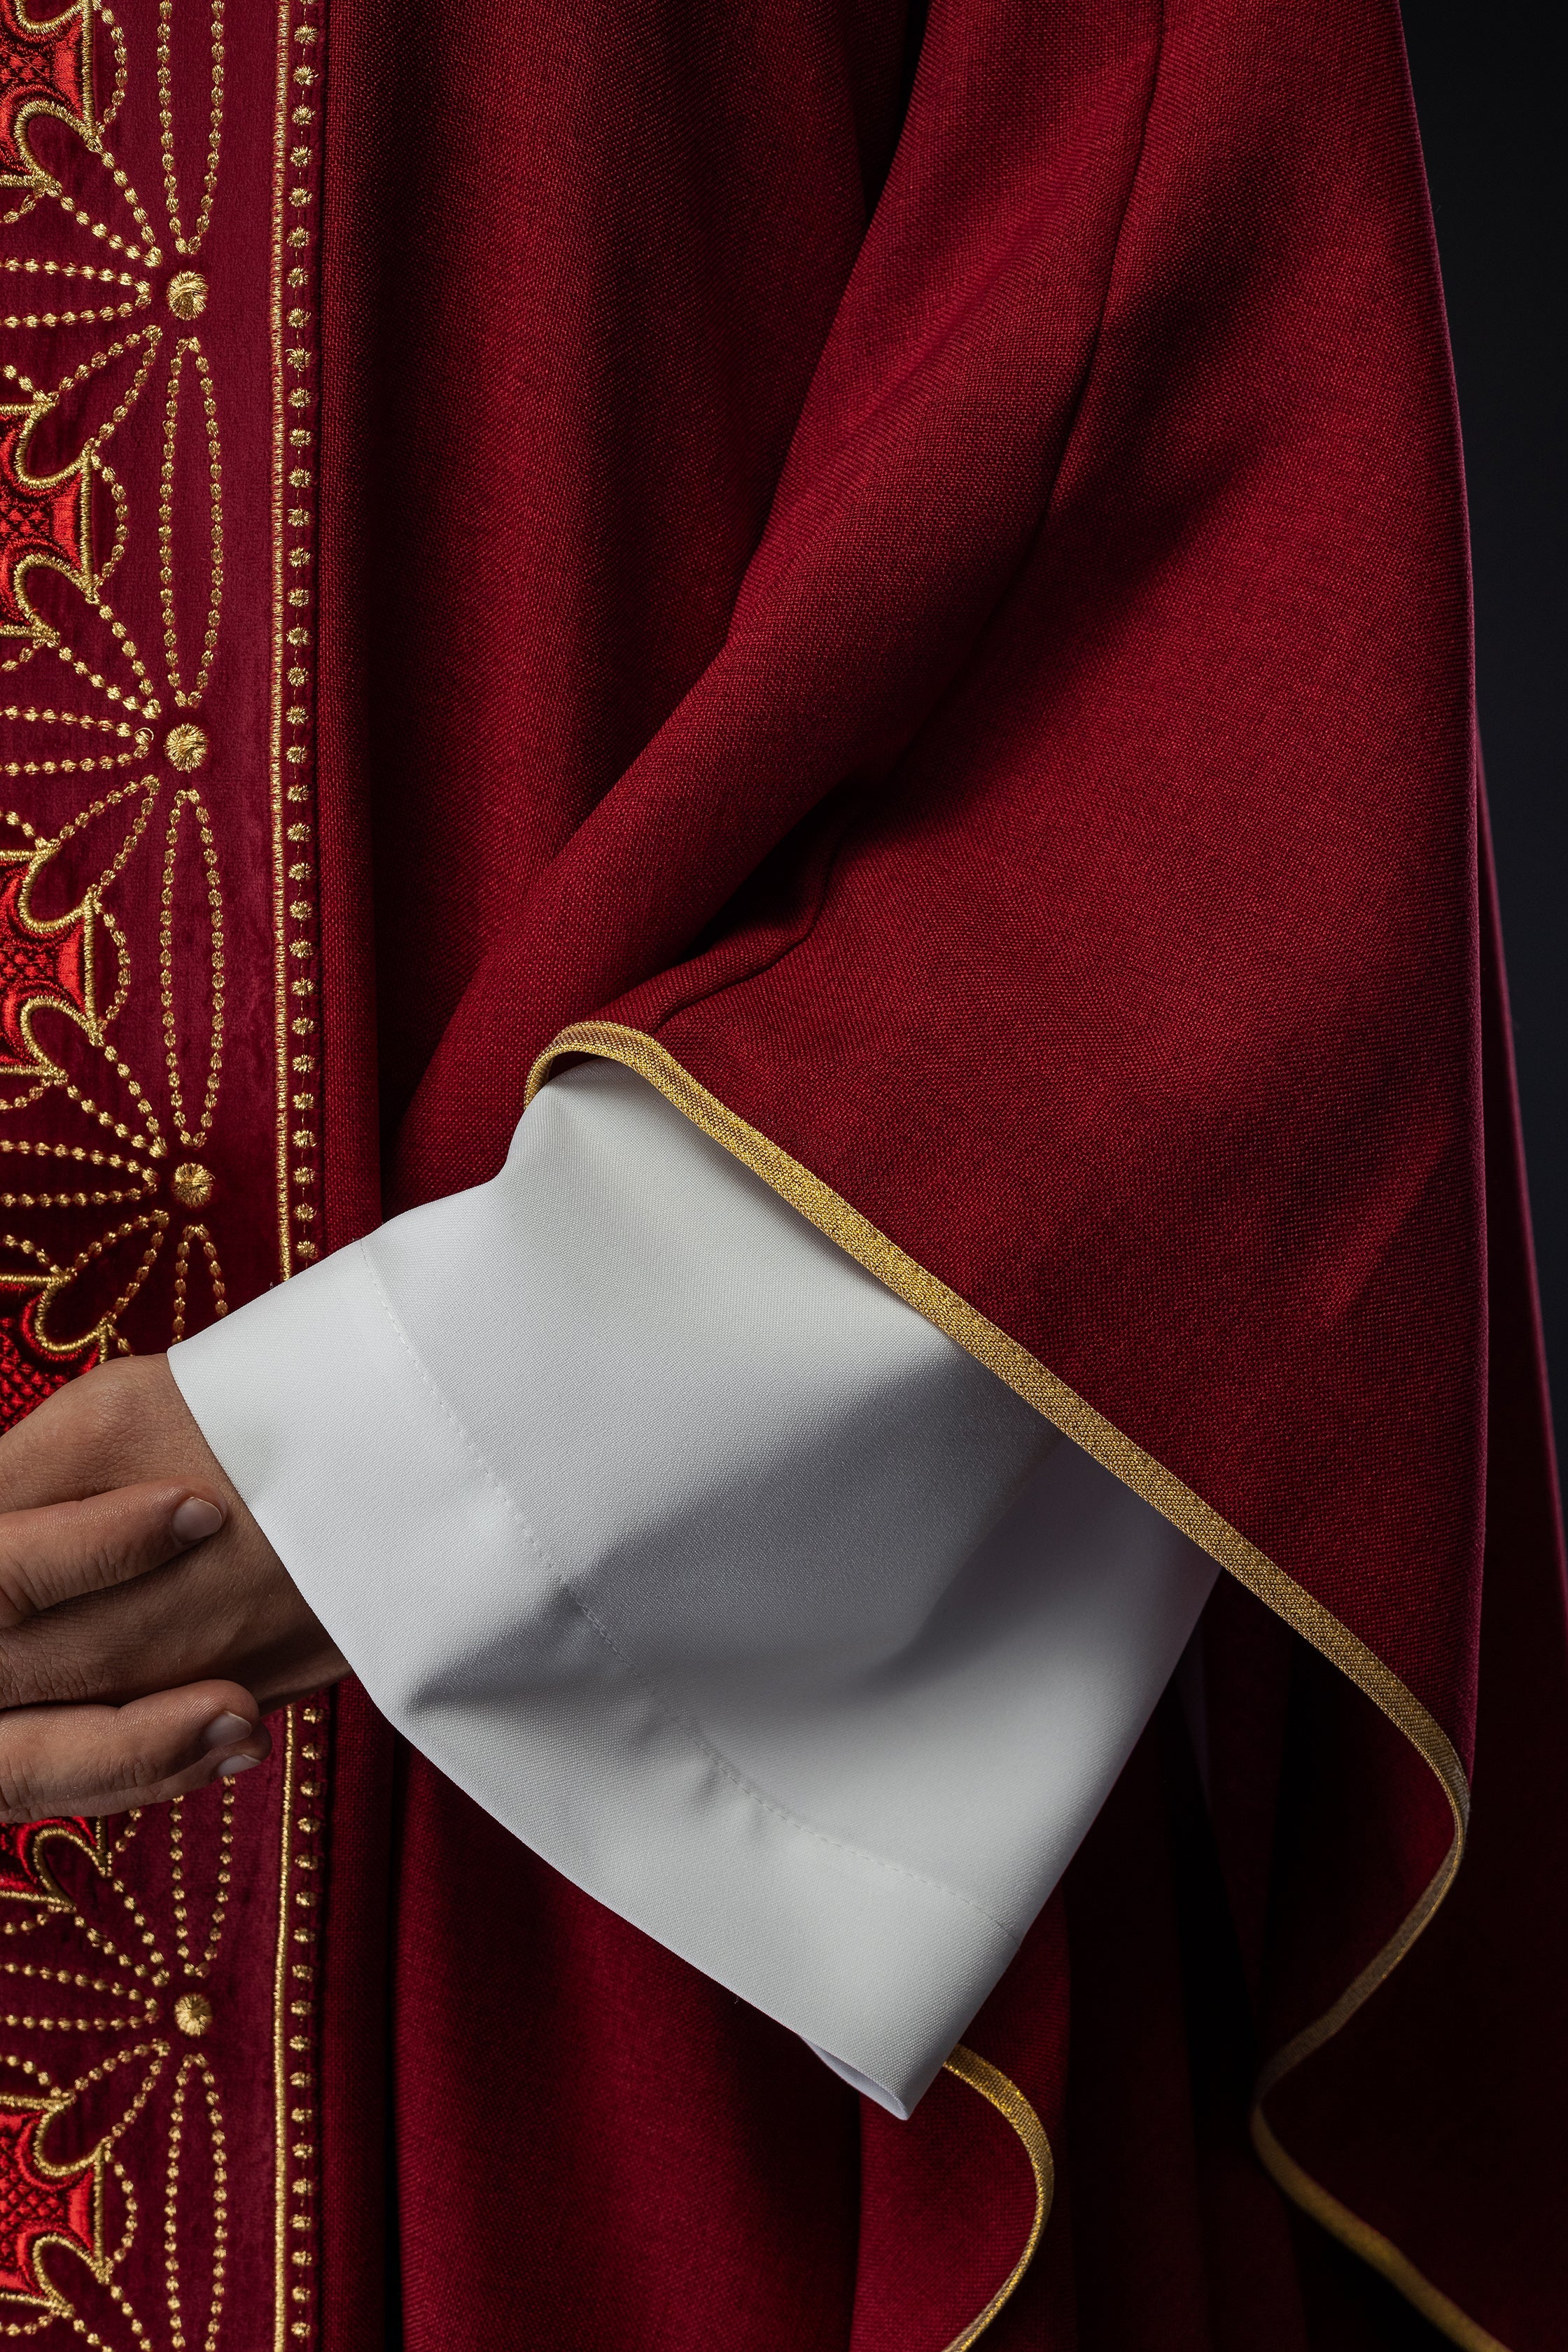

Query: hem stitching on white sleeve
<box><xmin>356</xmin><ymin>1240</ymin><xmax>1023</xmax><ymax>1944</ymax></box>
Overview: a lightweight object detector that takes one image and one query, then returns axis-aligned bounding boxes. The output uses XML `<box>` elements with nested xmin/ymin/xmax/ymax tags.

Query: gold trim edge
<box><xmin>526</xmin><ymin>1019</ymin><xmax>1499</xmax><ymax>2352</ymax></box>
<box><xmin>938</xmin><ymin>2045</ymin><xmax>1054</xmax><ymax>2350</ymax></box>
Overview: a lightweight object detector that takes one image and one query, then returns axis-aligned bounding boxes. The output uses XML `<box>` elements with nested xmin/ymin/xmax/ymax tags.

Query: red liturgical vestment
<box><xmin>0</xmin><ymin>0</ymin><xmax>1564</xmax><ymax>2347</ymax></box>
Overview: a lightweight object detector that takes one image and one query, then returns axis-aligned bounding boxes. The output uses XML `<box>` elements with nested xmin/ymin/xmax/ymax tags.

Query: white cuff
<box><xmin>171</xmin><ymin>1062</ymin><xmax>1215</xmax><ymax>2112</ymax></box>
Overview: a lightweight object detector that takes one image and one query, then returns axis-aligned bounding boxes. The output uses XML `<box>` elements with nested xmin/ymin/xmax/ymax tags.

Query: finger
<box><xmin>0</xmin><ymin>1484</ymin><xmax>227</xmax><ymax>1631</ymax></box>
<box><xmin>0</xmin><ymin>1681</ymin><xmax>270</xmax><ymax>1823</ymax></box>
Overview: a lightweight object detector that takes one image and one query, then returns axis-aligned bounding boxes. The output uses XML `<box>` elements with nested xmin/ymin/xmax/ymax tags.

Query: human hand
<box><xmin>0</xmin><ymin>1352</ymin><xmax>346</xmax><ymax>1821</ymax></box>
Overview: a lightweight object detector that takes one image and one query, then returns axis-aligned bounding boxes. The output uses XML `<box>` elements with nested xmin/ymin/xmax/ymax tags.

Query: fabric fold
<box><xmin>173</xmin><ymin>1061</ymin><xmax>1214</xmax><ymax>2110</ymax></box>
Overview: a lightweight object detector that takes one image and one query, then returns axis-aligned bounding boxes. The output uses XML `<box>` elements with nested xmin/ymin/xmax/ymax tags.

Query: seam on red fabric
<box><xmin>352</xmin><ymin>1240</ymin><xmax>1023</xmax><ymax>1946</ymax></box>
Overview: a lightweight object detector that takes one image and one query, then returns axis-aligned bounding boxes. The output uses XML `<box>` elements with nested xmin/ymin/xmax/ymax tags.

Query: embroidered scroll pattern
<box><xmin>0</xmin><ymin>1</ymin><xmax>327</xmax><ymax>2346</ymax></box>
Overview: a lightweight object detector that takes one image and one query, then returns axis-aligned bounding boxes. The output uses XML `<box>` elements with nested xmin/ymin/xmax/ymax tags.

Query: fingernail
<box><xmin>172</xmin><ymin>1497</ymin><xmax>225</xmax><ymax>1545</ymax></box>
<box><xmin>201</xmin><ymin>1712</ymin><xmax>252</xmax><ymax>1751</ymax></box>
<box><xmin>216</xmin><ymin>1754</ymin><xmax>260</xmax><ymax>1777</ymax></box>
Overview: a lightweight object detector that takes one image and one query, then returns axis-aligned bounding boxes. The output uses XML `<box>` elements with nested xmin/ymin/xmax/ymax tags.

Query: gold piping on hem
<box><xmin>1252</xmin><ymin>2112</ymin><xmax>1508</xmax><ymax>2352</ymax></box>
<box><xmin>939</xmin><ymin>2045</ymin><xmax>1054</xmax><ymax>2351</ymax></box>
<box><xmin>526</xmin><ymin>1021</ymin><xmax>1498</xmax><ymax>2352</ymax></box>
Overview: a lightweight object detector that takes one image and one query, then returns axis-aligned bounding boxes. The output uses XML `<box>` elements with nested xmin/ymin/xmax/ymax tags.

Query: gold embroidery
<box><xmin>0</xmin><ymin>1138</ymin><xmax>154</xmax><ymax>1212</ymax></box>
<box><xmin>3</xmin><ymin>0</ymin><xmax>326</xmax><ymax>2336</ymax></box>
<box><xmin>169</xmin><ymin>1221</ymin><xmax>225</xmax><ymax>1348</ymax></box>
<box><xmin>268</xmin><ymin>0</ymin><xmax>322</xmax><ymax>1276</ymax></box>
<box><xmin>273</xmin><ymin>1706</ymin><xmax>321</xmax><ymax>2351</ymax></box>
<box><xmin>1</xmin><ymin>257</ymin><xmax>152</xmax><ymax>335</ymax></box>
<box><xmin>527</xmin><ymin>1022</ymin><xmax>1492</xmax><ymax>2352</ymax></box>
<box><xmin>0</xmin><ymin>1208</ymin><xmax>167</xmax><ymax>1364</ymax></box>
<box><xmin>0</xmin><ymin>1807</ymin><xmax>248</xmax><ymax>2343</ymax></box>
<box><xmin>168</xmin><ymin>1787</ymin><xmax>234</xmax><ymax>1986</ymax></box>
<box><xmin>156</xmin><ymin>341</ymin><xmax>223</xmax><ymax>717</ymax></box>
<box><xmin>162</xmin><ymin>2052</ymin><xmax>225</xmax><ymax>2352</ymax></box>
<box><xmin>937</xmin><ymin>2046</ymin><xmax>1052</xmax><ymax>2351</ymax></box>
<box><xmin>162</xmin><ymin>729</ymin><xmax>205</xmax><ymax>773</ymax></box>
<box><xmin>155</xmin><ymin>0</ymin><xmax>223</xmax><ymax>264</ymax></box>
<box><xmin>158</xmin><ymin>789</ymin><xmax>224</xmax><ymax>1153</ymax></box>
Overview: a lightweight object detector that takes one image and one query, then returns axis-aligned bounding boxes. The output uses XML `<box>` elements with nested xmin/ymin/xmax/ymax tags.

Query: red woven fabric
<box><xmin>313</xmin><ymin>0</ymin><xmax>1568</xmax><ymax>2343</ymax></box>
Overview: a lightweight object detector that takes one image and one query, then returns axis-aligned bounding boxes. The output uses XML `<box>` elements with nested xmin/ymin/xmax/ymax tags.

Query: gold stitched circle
<box><xmin>166</xmin><ymin>723</ymin><xmax>208</xmax><ymax>771</ymax></box>
<box><xmin>174</xmin><ymin>1991</ymin><xmax>213</xmax><ymax>2038</ymax></box>
<box><xmin>168</xmin><ymin>270</ymin><xmax>208</xmax><ymax>321</ymax></box>
<box><xmin>172</xmin><ymin>1161</ymin><xmax>215</xmax><ymax>1208</ymax></box>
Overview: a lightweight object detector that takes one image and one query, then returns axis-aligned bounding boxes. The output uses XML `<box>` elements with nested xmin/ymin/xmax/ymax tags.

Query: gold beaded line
<box><xmin>170</xmin><ymin>1219</ymin><xmax>227</xmax><ymax>1343</ymax></box>
<box><xmin>164</xmin><ymin>2052</ymin><xmax>229</xmax><ymax>2352</ymax></box>
<box><xmin>168</xmin><ymin>1780</ymin><xmax>237</xmax><ymax>1981</ymax></box>
<box><xmin>267</xmin><ymin>0</ymin><xmax>324</xmax><ymax>1279</ymax></box>
<box><xmin>1</xmin><ymin>256</ymin><xmax>152</xmax><ymax>330</ymax></box>
<box><xmin>158</xmin><ymin>0</ymin><xmax>225</xmax><ymax>260</ymax></box>
<box><xmin>0</xmin><ymin>1136</ymin><xmax>156</xmax><ymax>1211</ymax></box>
<box><xmin>0</xmin><ymin>703</ymin><xmax>152</xmax><ymax>782</ymax></box>
<box><xmin>159</xmin><ymin>787</ymin><xmax>226</xmax><ymax>1150</ymax></box>
<box><xmin>158</xmin><ymin>339</ymin><xmax>225</xmax><ymax>712</ymax></box>
<box><xmin>274</xmin><ymin>1704</ymin><xmax>324</xmax><ymax>2350</ymax></box>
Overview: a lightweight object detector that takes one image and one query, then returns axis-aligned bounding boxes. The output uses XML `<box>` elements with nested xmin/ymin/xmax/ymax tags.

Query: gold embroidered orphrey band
<box><xmin>527</xmin><ymin>1019</ymin><xmax>1505</xmax><ymax>2352</ymax></box>
<box><xmin>1</xmin><ymin>0</ymin><xmax>328</xmax><ymax>2342</ymax></box>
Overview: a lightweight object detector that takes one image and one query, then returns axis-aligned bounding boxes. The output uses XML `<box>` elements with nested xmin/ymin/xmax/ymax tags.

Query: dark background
<box><xmin>1400</xmin><ymin>0</ymin><xmax>1565</xmax><ymax>1465</ymax></box>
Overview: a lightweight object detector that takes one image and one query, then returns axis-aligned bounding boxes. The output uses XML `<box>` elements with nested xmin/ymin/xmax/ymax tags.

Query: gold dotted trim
<box><xmin>274</xmin><ymin>1704</ymin><xmax>324</xmax><ymax>2350</ymax></box>
<box><xmin>268</xmin><ymin>0</ymin><xmax>324</xmax><ymax>1280</ymax></box>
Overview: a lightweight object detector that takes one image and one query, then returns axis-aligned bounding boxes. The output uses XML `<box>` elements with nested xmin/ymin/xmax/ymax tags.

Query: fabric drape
<box><xmin>310</xmin><ymin>0</ymin><xmax>1567</xmax><ymax>2343</ymax></box>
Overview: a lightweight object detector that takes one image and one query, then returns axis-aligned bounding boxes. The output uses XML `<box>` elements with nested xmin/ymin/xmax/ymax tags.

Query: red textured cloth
<box><xmin>311</xmin><ymin>0</ymin><xmax>1567</xmax><ymax>2345</ymax></box>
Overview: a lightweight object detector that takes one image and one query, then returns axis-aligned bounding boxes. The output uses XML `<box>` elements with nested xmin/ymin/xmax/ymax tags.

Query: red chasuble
<box><xmin>0</xmin><ymin>0</ymin><xmax>1563</xmax><ymax>2347</ymax></box>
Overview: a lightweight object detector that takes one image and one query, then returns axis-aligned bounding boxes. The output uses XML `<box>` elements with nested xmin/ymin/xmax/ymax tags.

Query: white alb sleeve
<box><xmin>169</xmin><ymin>1060</ymin><xmax>1215</xmax><ymax>2115</ymax></box>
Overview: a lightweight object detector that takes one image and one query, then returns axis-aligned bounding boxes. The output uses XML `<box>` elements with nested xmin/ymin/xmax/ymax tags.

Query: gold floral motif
<box><xmin>0</xmin><ymin>1803</ymin><xmax>247</xmax><ymax>2345</ymax></box>
<box><xmin>1</xmin><ymin>0</ymin><xmax>326</xmax><ymax>2343</ymax></box>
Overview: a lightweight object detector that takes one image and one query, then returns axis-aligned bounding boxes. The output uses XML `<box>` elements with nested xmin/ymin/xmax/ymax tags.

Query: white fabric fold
<box><xmin>171</xmin><ymin>1060</ymin><xmax>1216</xmax><ymax>2112</ymax></box>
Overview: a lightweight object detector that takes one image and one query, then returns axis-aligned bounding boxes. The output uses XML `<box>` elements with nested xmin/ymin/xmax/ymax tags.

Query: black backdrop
<box><xmin>1401</xmin><ymin>0</ymin><xmax>1566</xmax><ymax>1466</ymax></box>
